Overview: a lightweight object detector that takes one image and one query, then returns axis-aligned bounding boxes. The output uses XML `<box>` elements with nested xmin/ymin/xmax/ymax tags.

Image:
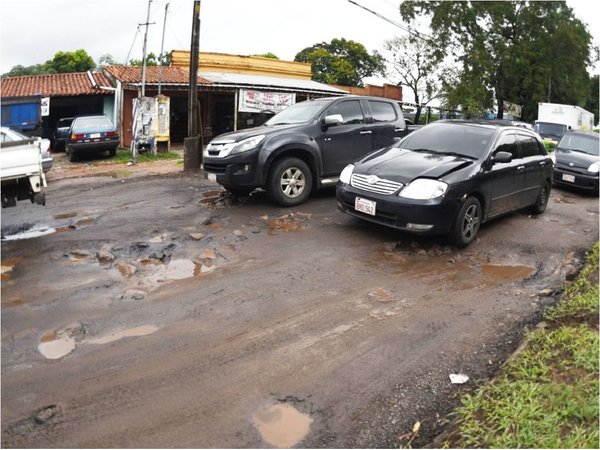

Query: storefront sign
<box><xmin>41</xmin><ymin>97</ymin><xmax>50</xmax><ymax>116</ymax></box>
<box><xmin>239</xmin><ymin>89</ymin><xmax>296</xmax><ymax>113</ymax></box>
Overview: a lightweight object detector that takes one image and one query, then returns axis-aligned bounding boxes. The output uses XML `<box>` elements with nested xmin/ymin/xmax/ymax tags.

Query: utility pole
<box><xmin>184</xmin><ymin>0</ymin><xmax>202</xmax><ymax>171</ymax></box>
<box><xmin>158</xmin><ymin>2</ymin><xmax>169</xmax><ymax>96</ymax></box>
<box><xmin>140</xmin><ymin>0</ymin><xmax>155</xmax><ymax>97</ymax></box>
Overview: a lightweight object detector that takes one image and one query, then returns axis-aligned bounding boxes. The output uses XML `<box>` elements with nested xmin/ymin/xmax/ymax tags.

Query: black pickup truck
<box><xmin>203</xmin><ymin>95</ymin><xmax>411</xmax><ymax>206</ymax></box>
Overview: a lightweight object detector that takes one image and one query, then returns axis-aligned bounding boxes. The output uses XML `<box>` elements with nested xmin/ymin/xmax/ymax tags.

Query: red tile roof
<box><xmin>104</xmin><ymin>65</ymin><xmax>211</xmax><ymax>85</ymax></box>
<box><xmin>0</xmin><ymin>71</ymin><xmax>114</xmax><ymax>98</ymax></box>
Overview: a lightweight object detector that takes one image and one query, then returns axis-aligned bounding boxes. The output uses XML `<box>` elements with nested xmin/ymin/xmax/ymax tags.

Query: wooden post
<box><xmin>185</xmin><ymin>0</ymin><xmax>201</xmax><ymax>171</ymax></box>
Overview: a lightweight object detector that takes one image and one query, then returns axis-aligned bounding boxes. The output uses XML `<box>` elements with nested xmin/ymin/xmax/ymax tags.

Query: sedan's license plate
<box><xmin>355</xmin><ymin>196</ymin><xmax>376</xmax><ymax>216</ymax></box>
<box><xmin>90</xmin><ymin>133</ymin><xmax>101</xmax><ymax>138</ymax></box>
<box><xmin>562</xmin><ymin>173</ymin><xmax>576</xmax><ymax>183</ymax></box>
<box><xmin>206</xmin><ymin>173</ymin><xmax>217</xmax><ymax>182</ymax></box>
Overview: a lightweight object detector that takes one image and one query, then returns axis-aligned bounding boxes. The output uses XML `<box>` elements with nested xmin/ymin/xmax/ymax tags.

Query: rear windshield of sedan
<box><xmin>400</xmin><ymin>123</ymin><xmax>496</xmax><ymax>159</ymax></box>
<box><xmin>72</xmin><ymin>116</ymin><xmax>114</xmax><ymax>132</ymax></box>
<box><xmin>558</xmin><ymin>134</ymin><xmax>599</xmax><ymax>156</ymax></box>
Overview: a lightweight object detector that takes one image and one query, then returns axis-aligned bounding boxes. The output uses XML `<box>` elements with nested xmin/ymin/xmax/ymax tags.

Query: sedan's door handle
<box><xmin>539</xmin><ymin>161</ymin><xmax>546</xmax><ymax>166</ymax></box>
<box><xmin>517</xmin><ymin>165</ymin><xmax>526</xmax><ymax>172</ymax></box>
<box><xmin>360</xmin><ymin>130</ymin><xmax>373</xmax><ymax>135</ymax></box>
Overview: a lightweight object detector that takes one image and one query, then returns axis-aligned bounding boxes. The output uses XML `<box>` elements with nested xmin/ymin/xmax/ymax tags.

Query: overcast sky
<box><xmin>1</xmin><ymin>0</ymin><xmax>598</xmax><ymax>79</ymax></box>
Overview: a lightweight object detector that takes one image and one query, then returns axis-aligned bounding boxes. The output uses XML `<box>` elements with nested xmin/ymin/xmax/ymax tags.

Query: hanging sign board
<box><xmin>238</xmin><ymin>89</ymin><xmax>296</xmax><ymax>113</ymax></box>
<box><xmin>41</xmin><ymin>97</ymin><xmax>50</xmax><ymax>116</ymax></box>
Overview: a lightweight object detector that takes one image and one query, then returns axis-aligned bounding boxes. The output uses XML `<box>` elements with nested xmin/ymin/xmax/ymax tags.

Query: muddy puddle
<box><xmin>88</xmin><ymin>325</ymin><xmax>159</xmax><ymax>345</ymax></box>
<box><xmin>1</xmin><ymin>256</ymin><xmax>23</xmax><ymax>281</ymax></box>
<box><xmin>482</xmin><ymin>264</ymin><xmax>536</xmax><ymax>280</ymax></box>
<box><xmin>253</xmin><ymin>403</ymin><xmax>313</xmax><ymax>448</ymax></box>
<box><xmin>1</xmin><ymin>225</ymin><xmax>57</xmax><ymax>241</ymax></box>
<box><xmin>38</xmin><ymin>324</ymin><xmax>81</xmax><ymax>360</ymax></box>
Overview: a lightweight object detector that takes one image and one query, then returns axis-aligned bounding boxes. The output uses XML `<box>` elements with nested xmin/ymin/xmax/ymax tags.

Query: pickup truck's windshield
<box><xmin>265</xmin><ymin>101</ymin><xmax>326</xmax><ymax>126</ymax></box>
<box><xmin>534</xmin><ymin>122</ymin><xmax>567</xmax><ymax>139</ymax></box>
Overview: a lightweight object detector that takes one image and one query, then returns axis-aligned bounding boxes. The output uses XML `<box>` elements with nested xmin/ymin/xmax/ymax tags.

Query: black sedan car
<box><xmin>552</xmin><ymin>131</ymin><xmax>599</xmax><ymax>195</ymax></box>
<box><xmin>52</xmin><ymin>117</ymin><xmax>74</xmax><ymax>152</ymax></box>
<box><xmin>336</xmin><ymin>120</ymin><xmax>554</xmax><ymax>246</ymax></box>
<box><xmin>66</xmin><ymin>115</ymin><xmax>119</xmax><ymax>162</ymax></box>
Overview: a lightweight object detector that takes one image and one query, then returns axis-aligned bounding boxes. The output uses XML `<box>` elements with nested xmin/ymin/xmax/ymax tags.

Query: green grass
<box><xmin>445</xmin><ymin>242</ymin><xmax>599</xmax><ymax>449</ymax></box>
<box><xmin>111</xmin><ymin>149</ymin><xmax>181</xmax><ymax>164</ymax></box>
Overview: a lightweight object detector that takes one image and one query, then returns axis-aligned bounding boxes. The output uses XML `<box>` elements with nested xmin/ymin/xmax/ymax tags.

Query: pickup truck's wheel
<box><xmin>449</xmin><ymin>196</ymin><xmax>481</xmax><ymax>247</ymax></box>
<box><xmin>268</xmin><ymin>157</ymin><xmax>312</xmax><ymax>206</ymax></box>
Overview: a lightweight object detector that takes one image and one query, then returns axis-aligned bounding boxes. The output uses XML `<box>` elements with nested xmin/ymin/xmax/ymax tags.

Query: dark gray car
<box><xmin>552</xmin><ymin>131</ymin><xmax>599</xmax><ymax>195</ymax></box>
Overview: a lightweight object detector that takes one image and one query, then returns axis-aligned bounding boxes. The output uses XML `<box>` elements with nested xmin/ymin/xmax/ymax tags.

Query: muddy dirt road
<box><xmin>1</xmin><ymin>156</ymin><xmax>598</xmax><ymax>448</ymax></box>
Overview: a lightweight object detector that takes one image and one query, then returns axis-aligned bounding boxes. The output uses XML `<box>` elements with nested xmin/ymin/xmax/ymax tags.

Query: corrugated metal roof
<box><xmin>199</xmin><ymin>72</ymin><xmax>349</xmax><ymax>95</ymax></box>
<box><xmin>0</xmin><ymin>71</ymin><xmax>114</xmax><ymax>98</ymax></box>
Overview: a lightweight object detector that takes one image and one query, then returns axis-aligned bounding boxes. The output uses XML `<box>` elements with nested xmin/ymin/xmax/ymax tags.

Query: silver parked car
<box><xmin>0</xmin><ymin>126</ymin><xmax>53</xmax><ymax>172</ymax></box>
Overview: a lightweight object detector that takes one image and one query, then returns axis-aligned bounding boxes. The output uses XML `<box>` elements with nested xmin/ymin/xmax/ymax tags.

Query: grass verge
<box><xmin>444</xmin><ymin>242</ymin><xmax>599</xmax><ymax>448</ymax></box>
<box><xmin>112</xmin><ymin>149</ymin><xmax>181</xmax><ymax>164</ymax></box>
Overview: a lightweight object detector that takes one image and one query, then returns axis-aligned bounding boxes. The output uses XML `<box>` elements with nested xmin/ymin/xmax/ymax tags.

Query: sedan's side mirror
<box><xmin>493</xmin><ymin>151</ymin><xmax>513</xmax><ymax>164</ymax></box>
<box><xmin>322</xmin><ymin>114</ymin><xmax>343</xmax><ymax>128</ymax></box>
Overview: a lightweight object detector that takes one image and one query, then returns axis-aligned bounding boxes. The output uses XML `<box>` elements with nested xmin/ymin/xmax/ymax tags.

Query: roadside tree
<box><xmin>294</xmin><ymin>38</ymin><xmax>385</xmax><ymax>87</ymax></box>
<box><xmin>400</xmin><ymin>1</ymin><xmax>594</xmax><ymax>121</ymax></box>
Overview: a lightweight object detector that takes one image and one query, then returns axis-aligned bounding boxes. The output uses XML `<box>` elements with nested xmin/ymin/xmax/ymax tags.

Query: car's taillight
<box><xmin>72</xmin><ymin>133</ymin><xmax>85</xmax><ymax>141</ymax></box>
<box><xmin>105</xmin><ymin>131</ymin><xmax>119</xmax><ymax>137</ymax></box>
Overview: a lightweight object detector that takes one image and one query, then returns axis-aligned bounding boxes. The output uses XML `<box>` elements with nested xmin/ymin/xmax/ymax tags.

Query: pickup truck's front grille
<box><xmin>351</xmin><ymin>174</ymin><xmax>403</xmax><ymax>195</ymax></box>
<box><xmin>203</xmin><ymin>163</ymin><xmax>227</xmax><ymax>174</ymax></box>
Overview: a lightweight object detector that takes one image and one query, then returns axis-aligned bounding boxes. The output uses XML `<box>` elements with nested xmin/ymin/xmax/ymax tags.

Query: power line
<box><xmin>346</xmin><ymin>0</ymin><xmax>430</xmax><ymax>40</ymax></box>
<box><xmin>125</xmin><ymin>25</ymin><xmax>142</xmax><ymax>64</ymax></box>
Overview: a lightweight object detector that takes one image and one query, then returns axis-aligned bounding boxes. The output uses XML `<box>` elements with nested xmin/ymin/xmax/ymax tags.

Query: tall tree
<box><xmin>46</xmin><ymin>49</ymin><xmax>96</xmax><ymax>73</ymax></box>
<box><xmin>400</xmin><ymin>1</ymin><xmax>594</xmax><ymax>121</ymax></box>
<box><xmin>295</xmin><ymin>38</ymin><xmax>385</xmax><ymax>87</ymax></box>
<box><xmin>384</xmin><ymin>34</ymin><xmax>447</xmax><ymax>123</ymax></box>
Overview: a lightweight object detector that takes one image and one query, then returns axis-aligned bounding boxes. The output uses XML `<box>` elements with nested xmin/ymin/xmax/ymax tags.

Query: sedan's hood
<box><xmin>355</xmin><ymin>147</ymin><xmax>473</xmax><ymax>184</ymax></box>
<box><xmin>556</xmin><ymin>148</ymin><xmax>598</xmax><ymax>169</ymax></box>
<box><xmin>209</xmin><ymin>124</ymin><xmax>298</xmax><ymax>143</ymax></box>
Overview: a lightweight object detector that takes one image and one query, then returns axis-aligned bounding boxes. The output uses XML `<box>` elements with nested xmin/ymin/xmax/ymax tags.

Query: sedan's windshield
<box><xmin>265</xmin><ymin>101</ymin><xmax>327</xmax><ymax>126</ymax></box>
<box><xmin>399</xmin><ymin>122</ymin><xmax>495</xmax><ymax>159</ymax></box>
<box><xmin>558</xmin><ymin>134</ymin><xmax>599</xmax><ymax>156</ymax></box>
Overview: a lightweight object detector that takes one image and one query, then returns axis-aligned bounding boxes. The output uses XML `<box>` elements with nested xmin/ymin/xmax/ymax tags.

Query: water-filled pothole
<box><xmin>253</xmin><ymin>403</ymin><xmax>313</xmax><ymax>448</ymax></box>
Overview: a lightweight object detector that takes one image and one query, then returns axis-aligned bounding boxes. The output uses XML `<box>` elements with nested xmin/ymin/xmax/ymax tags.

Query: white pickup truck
<box><xmin>1</xmin><ymin>137</ymin><xmax>47</xmax><ymax>208</ymax></box>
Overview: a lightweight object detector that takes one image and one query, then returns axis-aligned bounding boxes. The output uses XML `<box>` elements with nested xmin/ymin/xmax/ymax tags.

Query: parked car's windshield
<box><xmin>265</xmin><ymin>101</ymin><xmax>327</xmax><ymax>126</ymax></box>
<box><xmin>399</xmin><ymin>122</ymin><xmax>495</xmax><ymax>159</ymax></box>
<box><xmin>73</xmin><ymin>116</ymin><xmax>114</xmax><ymax>132</ymax></box>
<box><xmin>534</xmin><ymin>122</ymin><xmax>567</xmax><ymax>139</ymax></box>
<box><xmin>558</xmin><ymin>133</ymin><xmax>599</xmax><ymax>156</ymax></box>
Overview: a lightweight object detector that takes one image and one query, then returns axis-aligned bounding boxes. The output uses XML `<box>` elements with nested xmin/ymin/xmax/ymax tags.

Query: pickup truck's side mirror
<box><xmin>322</xmin><ymin>114</ymin><xmax>344</xmax><ymax>128</ymax></box>
<box><xmin>492</xmin><ymin>151</ymin><xmax>513</xmax><ymax>164</ymax></box>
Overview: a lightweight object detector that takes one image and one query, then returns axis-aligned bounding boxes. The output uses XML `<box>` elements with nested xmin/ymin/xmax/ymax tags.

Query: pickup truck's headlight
<box><xmin>231</xmin><ymin>135</ymin><xmax>265</xmax><ymax>155</ymax></box>
<box><xmin>399</xmin><ymin>178</ymin><xmax>448</xmax><ymax>200</ymax></box>
<box><xmin>587</xmin><ymin>162</ymin><xmax>599</xmax><ymax>173</ymax></box>
<box><xmin>339</xmin><ymin>164</ymin><xmax>354</xmax><ymax>184</ymax></box>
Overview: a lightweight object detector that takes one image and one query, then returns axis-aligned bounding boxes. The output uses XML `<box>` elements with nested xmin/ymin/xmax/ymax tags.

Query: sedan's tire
<box><xmin>66</xmin><ymin>145</ymin><xmax>77</xmax><ymax>162</ymax></box>
<box><xmin>449</xmin><ymin>196</ymin><xmax>481</xmax><ymax>247</ymax></box>
<box><xmin>529</xmin><ymin>181</ymin><xmax>550</xmax><ymax>214</ymax></box>
<box><xmin>109</xmin><ymin>147</ymin><xmax>117</xmax><ymax>157</ymax></box>
<box><xmin>267</xmin><ymin>157</ymin><xmax>313</xmax><ymax>206</ymax></box>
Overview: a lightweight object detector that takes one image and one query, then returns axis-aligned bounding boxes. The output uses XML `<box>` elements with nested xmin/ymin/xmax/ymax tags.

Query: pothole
<box><xmin>252</xmin><ymin>403</ymin><xmax>313</xmax><ymax>448</ymax></box>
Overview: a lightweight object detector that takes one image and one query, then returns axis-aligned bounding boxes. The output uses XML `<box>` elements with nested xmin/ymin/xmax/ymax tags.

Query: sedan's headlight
<box><xmin>231</xmin><ymin>135</ymin><xmax>265</xmax><ymax>154</ymax></box>
<box><xmin>587</xmin><ymin>162</ymin><xmax>599</xmax><ymax>173</ymax></box>
<box><xmin>339</xmin><ymin>164</ymin><xmax>355</xmax><ymax>184</ymax></box>
<box><xmin>399</xmin><ymin>178</ymin><xmax>448</xmax><ymax>200</ymax></box>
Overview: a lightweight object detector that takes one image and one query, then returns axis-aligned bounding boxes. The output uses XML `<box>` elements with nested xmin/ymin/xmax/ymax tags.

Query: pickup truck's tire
<box><xmin>268</xmin><ymin>157</ymin><xmax>312</xmax><ymax>206</ymax></box>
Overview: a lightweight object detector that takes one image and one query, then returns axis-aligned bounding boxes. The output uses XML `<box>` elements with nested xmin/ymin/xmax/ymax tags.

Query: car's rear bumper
<box><xmin>70</xmin><ymin>140</ymin><xmax>119</xmax><ymax>153</ymax></box>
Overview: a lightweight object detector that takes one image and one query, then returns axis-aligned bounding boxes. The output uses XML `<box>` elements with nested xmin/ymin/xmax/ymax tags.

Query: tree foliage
<box><xmin>294</xmin><ymin>38</ymin><xmax>385</xmax><ymax>87</ymax></box>
<box><xmin>129</xmin><ymin>51</ymin><xmax>171</xmax><ymax>67</ymax></box>
<box><xmin>400</xmin><ymin>1</ymin><xmax>594</xmax><ymax>121</ymax></box>
<box><xmin>3</xmin><ymin>49</ymin><xmax>96</xmax><ymax>77</ymax></box>
<box><xmin>253</xmin><ymin>53</ymin><xmax>279</xmax><ymax>59</ymax></box>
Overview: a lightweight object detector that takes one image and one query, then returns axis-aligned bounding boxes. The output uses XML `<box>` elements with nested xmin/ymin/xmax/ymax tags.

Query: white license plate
<box><xmin>90</xmin><ymin>133</ymin><xmax>101</xmax><ymax>138</ymax></box>
<box><xmin>562</xmin><ymin>173</ymin><xmax>576</xmax><ymax>183</ymax></box>
<box><xmin>355</xmin><ymin>196</ymin><xmax>376</xmax><ymax>216</ymax></box>
<box><xmin>206</xmin><ymin>173</ymin><xmax>217</xmax><ymax>182</ymax></box>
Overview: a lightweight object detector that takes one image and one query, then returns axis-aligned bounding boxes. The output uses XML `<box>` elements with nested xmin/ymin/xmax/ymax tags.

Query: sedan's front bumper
<box><xmin>336</xmin><ymin>182</ymin><xmax>462</xmax><ymax>235</ymax></box>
